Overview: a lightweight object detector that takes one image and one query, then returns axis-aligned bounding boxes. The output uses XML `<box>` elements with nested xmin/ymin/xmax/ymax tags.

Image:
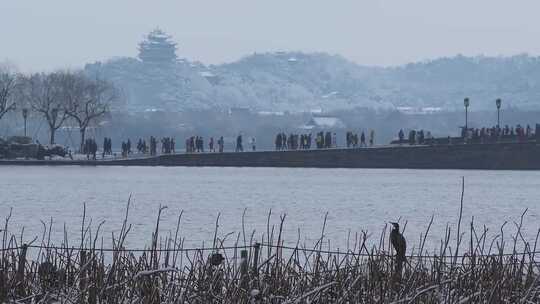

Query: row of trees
<box><xmin>0</xmin><ymin>68</ymin><xmax>119</xmax><ymax>150</ymax></box>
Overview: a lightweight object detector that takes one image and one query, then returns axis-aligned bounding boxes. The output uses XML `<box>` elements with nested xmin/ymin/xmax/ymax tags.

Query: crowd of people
<box><xmin>120</xmin><ymin>136</ymin><xmax>158</xmax><ymax>157</ymax></box>
<box><xmin>102</xmin><ymin>137</ymin><xmax>113</xmax><ymax>158</ymax></box>
<box><xmin>68</xmin><ymin>130</ymin><xmax>366</xmax><ymax>161</ymax></box>
<box><xmin>396</xmin><ymin>123</ymin><xmax>539</xmax><ymax>146</ymax></box>
<box><xmin>275</xmin><ymin>133</ymin><xmax>312</xmax><ymax>150</ymax></box>
<box><xmin>185</xmin><ymin>136</ymin><xmax>227</xmax><ymax>153</ymax></box>
<box><xmin>397</xmin><ymin>129</ymin><xmax>434</xmax><ymax>145</ymax></box>
<box><xmin>71</xmin><ymin>123</ymin><xmax>540</xmax><ymax>161</ymax></box>
<box><xmin>315</xmin><ymin>132</ymin><xmax>335</xmax><ymax>149</ymax></box>
<box><xmin>136</xmin><ymin>138</ymin><xmax>148</xmax><ymax>154</ymax></box>
<box><xmin>463</xmin><ymin>124</ymin><xmax>536</xmax><ymax>142</ymax></box>
<box><xmin>82</xmin><ymin>138</ymin><xmax>98</xmax><ymax>160</ymax></box>
<box><xmin>161</xmin><ymin>137</ymin><xmax>175</xmax><ymax>154</ymax></box>
<box><xmin>120</xmin><ymin>139</ymin><xmax>131</xmax><ymax>157</ymax></box>
<box><xmin>126</xmin><ymin>137</ymin><xmax>157</xmax><ymax>156</ymax></box>
<box><xmin>345</xmin><ymin>131</ymin><xmax>374</xmax><ymax>148</ymax></box>
<box><xmin>73</xmin><ymin>131</ymin><xmax>376</xmax><ymax>161</ymax></box>
<box><xmin>273</xmin><ymin>131</ymin><xmax>376</xmax><ymax>150</ymax></box>
<box><xmin>186</xmin><ymin>136</ymin><xmax>205</xmax><ymax>153</ymax></box>
<box><xmin>345</xmin><ymin>132</ymin><xmax>359</xmax><ymax>148</ymax></box>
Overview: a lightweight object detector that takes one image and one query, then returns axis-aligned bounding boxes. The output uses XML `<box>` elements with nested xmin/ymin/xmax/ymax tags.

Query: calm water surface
<box><xmin>0</xmin><ymin>166</ymin><xmax>539</xmax><ymax>251</ymax></box>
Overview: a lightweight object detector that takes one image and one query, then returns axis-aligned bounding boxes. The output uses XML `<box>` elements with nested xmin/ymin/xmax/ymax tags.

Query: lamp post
<box><xmin>464</xmin><ymin>98</ymin><xmax>470</xmax><ymax>131</ymax></box>
<box><xmin>22</xmin><ymin>108</ymin><xmax>28</xmax><ymax>137</ymax></box>
<box><xmin>496</xmin><ymin>98</ymin><xmax>501</xmax><ymax>128</ymax></box>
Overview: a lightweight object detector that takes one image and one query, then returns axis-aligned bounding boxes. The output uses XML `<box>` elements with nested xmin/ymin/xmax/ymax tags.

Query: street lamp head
<box><xmin>496</xmin><ymin>98</ymin><xmax>501</xmax><ymax>109</ymax></box>
<box><xmin>464</xmin><ymin>98</ymin><xmax>470</xmax><ymax>108</ymax></box>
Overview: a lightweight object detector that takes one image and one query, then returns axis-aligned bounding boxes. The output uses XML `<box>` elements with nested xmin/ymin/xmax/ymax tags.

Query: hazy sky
<box><xmin>2</xmin><ymin>0</ymin><xmax>540</xmax><ymax>72</ymax></box>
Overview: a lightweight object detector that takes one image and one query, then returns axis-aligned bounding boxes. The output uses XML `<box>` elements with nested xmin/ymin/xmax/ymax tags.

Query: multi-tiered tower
<box><xmin>138</xmin><ymin>28</ymin><xmax>177</xmax><ymax>64</ymax></box>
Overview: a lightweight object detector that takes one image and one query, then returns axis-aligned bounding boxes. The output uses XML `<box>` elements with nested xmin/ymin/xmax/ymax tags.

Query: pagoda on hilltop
<box><xmin>138</xmin><ymin>28</ymin><xmax>177</xmax><ymax>64</ymax></box>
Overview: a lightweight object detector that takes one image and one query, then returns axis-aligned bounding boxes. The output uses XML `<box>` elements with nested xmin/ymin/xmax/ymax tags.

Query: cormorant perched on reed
<box><xmin>390</xmin><ymin>222</ymin><xmax>407</xmax><ymax>264</ymax></box>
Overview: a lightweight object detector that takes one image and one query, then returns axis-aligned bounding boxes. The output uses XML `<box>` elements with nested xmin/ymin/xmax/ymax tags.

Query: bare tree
<box><xmin>19</xmin><ymin>72</ymin><xmax>69</xmax><ymax>144</ymax></box>
<box><xmin>63</xmin><ymin>72</ymin><xmax>117</xmax><ymax>151</ymax></box>
<box><xmin>0</xmin><ymin>69</ymin><xmax>18</xmax><ymax>122</ymax></box>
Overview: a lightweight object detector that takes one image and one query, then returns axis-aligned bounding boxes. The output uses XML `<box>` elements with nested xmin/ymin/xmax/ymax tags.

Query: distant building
<box><xmin>421</xmin><ymin>107</ymin><xmax>443</xmax><ymax>114</ymax></box>
<box><xmin>301</xmin><ymin>116</ymin><xmax>346</xmax><ymax>130</ymax></box>
<box><xmin>199</xmin><ymin>71</ymin><xmax>220</xmax><ymax>85</ymax></box>
<box><xmin>257</xmin><ymin>111</ymin><xmax>285</xmax><ymax>116</ymax></box>
<box><xmin>229</xmin><ymin>107</ymin><xmax>251</xmax><ymax>116</ymax></box>
<box><xmin>396</xmin><ymin>106</ymin><xmax>443</xmax><ymax>115</ymax></box>
<box><xmin>138</xmin><ymin>28</ymin><xmax>177</xmax><ymax>64</ymax></box>
<box><xmin>322</xmin><ymin>91</ymin><xmax>339</xmax><ymax>99</ymax></box>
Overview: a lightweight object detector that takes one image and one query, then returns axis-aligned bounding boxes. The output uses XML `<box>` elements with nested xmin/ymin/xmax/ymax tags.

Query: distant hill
<box><xmin>84</xmin><ymin>53</ymin><xmax>540</xmax><ymax>112</ymax></box>
<box><xmin>383</xmin><ymin>55</ymin><xmax>540</xmax><ymax>110</ymax></box>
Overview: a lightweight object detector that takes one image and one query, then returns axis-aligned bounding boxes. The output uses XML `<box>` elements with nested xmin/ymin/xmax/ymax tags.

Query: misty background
<box><xmin>1</xmin><ymin>1</ymin><xmax>540</xmax><ymax>150</ymax></box>
<box><xmin>3</xmin><ymin>0</ymin><xmax>540</xmax><ymax>71</ymax></box>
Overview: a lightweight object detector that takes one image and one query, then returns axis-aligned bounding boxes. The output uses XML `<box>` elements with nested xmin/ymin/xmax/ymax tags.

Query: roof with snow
<box><xmin>322</xmin><ymin>91</ymin><xmax>339</xmax><ymax>99</ymax></box>
<box><xmin>302</xmin><ymin>116</ymin><xmax>345</xmax><ymax>129</ymax></box>
<box><xmin>199</xmin><ymin>71</ymin><xmax>217</xmax><ymax>78</ymax></box>
<box><xmin>257</xmin><ymin>111</ymin><xmax>285</xmax><ymax>116</ymax></box>
<box><xmin>396</xmin><ymin>106</ymin><xmax>443</xmax><ymax>115</ymax></box>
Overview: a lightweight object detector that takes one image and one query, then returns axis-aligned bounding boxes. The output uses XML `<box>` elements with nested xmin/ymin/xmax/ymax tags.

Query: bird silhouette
<box><xmin>390</xmin><ymin>222</ymin><xmax>407</xmax><ymax>264</ymax></box>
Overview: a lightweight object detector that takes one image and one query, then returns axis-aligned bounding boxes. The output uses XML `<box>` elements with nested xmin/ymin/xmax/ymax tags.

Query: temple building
<box><xmin>138</xmin><ymin>28</ymin><xmax>177</xmax><ymax>64</ymax></box>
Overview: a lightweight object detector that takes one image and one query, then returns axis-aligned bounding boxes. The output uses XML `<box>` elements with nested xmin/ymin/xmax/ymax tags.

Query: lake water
<box><xmin>0</xmin><ymin>166</ymin><xmax>539</xmax><ymax>253</ymax></box>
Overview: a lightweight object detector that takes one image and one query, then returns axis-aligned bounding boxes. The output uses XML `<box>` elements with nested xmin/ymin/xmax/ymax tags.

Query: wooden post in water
<box><xmin>252</xmin><ymin>243</ymin><xmax>260</xmax><ymax>277</ymax></box>
<box><xmin>88</xmin><ymin>255</ymin><xmax>97</xmax><ymax>304</ymax></box>
<box><xmin>16</xmin><ymin>244</ymin><xmax>28</xmax><ymax>297</ymax></box>
<box><xmin>0</xmin><ymin>267</ymin><xmax>5</xmax><ymax>303</ymax></box>
<box><xmin>79</xmin><ymin>250</ymin><xmax>87</xmax><ymax>303</ymax></box>
<box><xmin>240</xmin><ymin>249</ymin><xmax>248</xmax><ymax>289</ymax></box>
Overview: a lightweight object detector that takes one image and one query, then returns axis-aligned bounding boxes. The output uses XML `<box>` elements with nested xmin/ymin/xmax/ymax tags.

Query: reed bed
<box><xmin>1</xmin><ymin>198</ymin><xmax>539</xmax><ymax>303</ymax></box>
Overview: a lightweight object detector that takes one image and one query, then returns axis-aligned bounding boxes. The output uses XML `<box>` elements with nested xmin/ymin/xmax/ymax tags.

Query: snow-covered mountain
<box><xmin>84</xmin><ymin>53</ymin><xmax>540</xmax><ymax>112</ymax></box>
